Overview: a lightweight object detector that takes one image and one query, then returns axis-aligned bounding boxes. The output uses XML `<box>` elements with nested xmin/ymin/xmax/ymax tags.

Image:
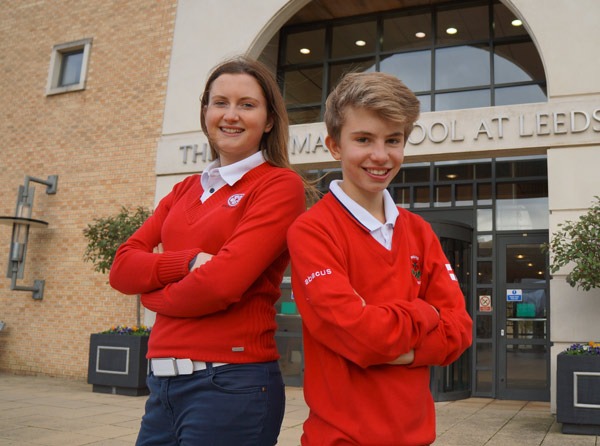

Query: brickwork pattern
<box><xmin>0</xmin><ymin>0</ymin><xmax>178</xmax><ymax>379</ymax></box>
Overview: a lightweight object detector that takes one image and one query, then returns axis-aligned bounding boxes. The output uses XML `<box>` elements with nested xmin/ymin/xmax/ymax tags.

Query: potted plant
<box><xmin>546</xmin><ymin>197</ymin><xmax>600</xmax><ymax>434</ymax></box>
<box><xmin>83</xmin><ymin>206</ymin><xmax>151</xmax><ymax>325</ymax></box>
<box><xmin>556</xmin><ymin>342</ymin><xmax>600</xmax><ymax>434</ymax></box>
<box><xmin>544</xmin><ymin>196</ymin><xmax>600</xmax><ymax>291</ymax></box>
<box><xmin>83</xmin><ymin>206</ymin><xmax>152</xmax><ymax>395</ymax></box>
<box><xmin>87</xmin><ymin>325</ymin><xmax>152</xmax><ymax>396</ymax></box>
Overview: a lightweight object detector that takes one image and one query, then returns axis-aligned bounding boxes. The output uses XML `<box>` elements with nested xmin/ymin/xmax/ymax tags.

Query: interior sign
<box><xmin>506</xmin><ymin>289</ymin><xmax>523</xmax><ymax>302</ymax></box>
<box><xmin>479</xmin><ymin>295</ymin><xmax>492</xmax><ymax>312</ymax></box>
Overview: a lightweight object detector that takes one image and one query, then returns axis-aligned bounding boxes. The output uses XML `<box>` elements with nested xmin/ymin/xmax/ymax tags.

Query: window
<box><xmin>277</xmin><ymin>0</ymin><xmax>546</xmax><ymax>124</ymax></box>
<box><xmin>46</xmin><ymin>38</ymin><xmax>92</xmax><ymax>95</ymax></box>
<box><xmin>304</xmin><ymin>156</ymin><xmax>548</xmax><ymax>227</ymax></box>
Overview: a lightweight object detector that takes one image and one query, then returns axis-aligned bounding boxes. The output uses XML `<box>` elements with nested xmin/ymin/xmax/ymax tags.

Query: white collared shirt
<box><xmin>329</xmin><ymin>180</ymin><xmax>398</xmax><ymax>250</ymax></box>
<box><xmin>200</xmin><ymin>151</ymin><xmax>265</xmax><ymax>203</ymax></box>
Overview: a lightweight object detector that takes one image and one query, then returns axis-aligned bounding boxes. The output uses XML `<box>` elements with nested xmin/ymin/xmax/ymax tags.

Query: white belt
<box><xmin>151</xmin><ymin>358</ymin><xmax>229</xmax><ymax>377</ymax></box>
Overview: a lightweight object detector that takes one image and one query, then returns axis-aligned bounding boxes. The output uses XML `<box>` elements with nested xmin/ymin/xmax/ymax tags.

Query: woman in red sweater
<box><xmin>287</xmin><ymin>72</ymin><xmax>472</xmax><ymax>445</ymax></box>
<box><xmin>109</xmin><ymin>56</ymin><xmax>306</xmax><ymax>446</ymax></box>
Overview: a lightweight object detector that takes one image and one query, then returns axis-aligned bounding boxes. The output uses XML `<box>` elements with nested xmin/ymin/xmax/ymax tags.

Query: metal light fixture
<box><xmin>0</xmin><ymin>175</ymin><xmax>58</xmax><ymax>300</ymax></box>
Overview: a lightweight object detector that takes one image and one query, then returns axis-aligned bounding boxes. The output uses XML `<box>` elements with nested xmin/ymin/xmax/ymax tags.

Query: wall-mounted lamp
<box><xmin>0</xmin><ymin>175</ymin><xmax>58</xmax><ymax>300</ymax></box>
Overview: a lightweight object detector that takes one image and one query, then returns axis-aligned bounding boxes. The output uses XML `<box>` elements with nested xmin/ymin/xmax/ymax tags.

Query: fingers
<box><xmin>353</xmin><ymin>289</ymin><xmax>366</xmax><ymax>307</ymax></box>
<box><xmin>190</xmin><ymin>252</ymin><xmax>214</xmax><ymax>271</ymax></box>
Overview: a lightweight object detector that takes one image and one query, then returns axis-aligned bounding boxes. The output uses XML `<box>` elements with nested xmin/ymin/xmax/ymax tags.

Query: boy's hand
<box><xmin>354</xmin><ymin>292</ymin><xmax>432</xmax><ymax>365</ymax></box>
<box><xmin>353</xmin><ymin>289</ymin><xmax>366</xmax><ymax>307</ymax></box>
<box><xmin>388</xmin><ymin>349</ymin><xmax>415</xmax><ymax>365</ymax></box>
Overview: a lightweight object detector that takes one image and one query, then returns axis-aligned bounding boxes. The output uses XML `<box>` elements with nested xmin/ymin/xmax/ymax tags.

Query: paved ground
<box><xmin>0</xmin><ymin>373</ymin><xmax>598</xmax><ymax>445</ymax></box>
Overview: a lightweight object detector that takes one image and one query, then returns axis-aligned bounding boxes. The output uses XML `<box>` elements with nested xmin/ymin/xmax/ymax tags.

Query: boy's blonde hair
<box><xmin>324</xmin><ymin>72</ymin><xmax>420</xmax><ymax>144</ymax></box>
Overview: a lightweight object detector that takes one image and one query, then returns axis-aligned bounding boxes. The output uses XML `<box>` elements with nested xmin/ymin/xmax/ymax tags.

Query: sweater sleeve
<box><xmin>410</xmin><ymin>230</ymin><xmax>473</xmax><ymax>368</ymax></box>
<box><xmin>109</xmin><ymin>177</ymin><xmax>203</xmax><ymax>295</ymax></box>
<box><xmin>288</xmin><ymin>216</ymin><xmax>441</xmax><ymax>369</ymax></box>
<box><xmin>140</xmin><ymin>171</ymin><xmax>306</xmax><ymax>317</ymax></box>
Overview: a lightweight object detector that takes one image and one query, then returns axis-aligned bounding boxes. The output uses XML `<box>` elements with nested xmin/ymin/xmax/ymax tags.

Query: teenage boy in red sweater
<box><xmin>287</xmin><ymin>72</ymin><xmax>473</xmax><ymax>446</ymax></box>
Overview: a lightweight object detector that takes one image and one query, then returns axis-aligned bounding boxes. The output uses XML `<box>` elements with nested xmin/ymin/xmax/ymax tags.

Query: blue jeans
<box><xmin>135</xmin><ymin>361</ymin><xmax>286</xmax><ymax>446</ymax></box>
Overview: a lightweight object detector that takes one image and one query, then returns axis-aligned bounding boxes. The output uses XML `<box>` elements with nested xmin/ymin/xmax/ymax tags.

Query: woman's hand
<box><xmin>155</xmin><ymin>244</ymin><xmax>213</xmax><ymax>272</ymax></box>
<box><xmin>190</xmin><ymin>252</ymin><xmax>214</xmax><ymax>271</ymax></box>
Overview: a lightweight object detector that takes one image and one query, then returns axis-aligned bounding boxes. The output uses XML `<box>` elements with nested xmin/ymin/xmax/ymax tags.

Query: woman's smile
<box><xmin>204</xmin><ymin>73</ymin><xmax>273</xmax><ymax>166</ymax></box>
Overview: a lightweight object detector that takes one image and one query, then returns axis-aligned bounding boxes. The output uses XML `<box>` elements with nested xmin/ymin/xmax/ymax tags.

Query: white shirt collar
<box><xmin>329</xmin><ymin>180</ymin><xmax>398</xmax><ymax>231</ymax></box>
<box><xmin>201</xmin><ymin>151</ymin><xmax>265</xmax><ymax>187</ymax></box>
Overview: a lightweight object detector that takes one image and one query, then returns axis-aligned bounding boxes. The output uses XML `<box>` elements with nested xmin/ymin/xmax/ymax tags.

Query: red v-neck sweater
<box><xmin>287</xmin><ymin>192</ymin><xmax>472</xmax><ymax>446</ymax></box>
<box><xmin>109</xmin><ymin>162</ymin><xmax>306</xmax><ymax>363</ymax></box>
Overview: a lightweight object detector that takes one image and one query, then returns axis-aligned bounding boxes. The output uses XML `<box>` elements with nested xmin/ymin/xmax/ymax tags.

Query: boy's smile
<box><xmin>326</xmin><ymin>106</ymin><xmax>405</xmax><ymax>213</ymax></box>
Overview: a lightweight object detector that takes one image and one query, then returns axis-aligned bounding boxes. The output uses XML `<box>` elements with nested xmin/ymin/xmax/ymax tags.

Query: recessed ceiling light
<box><xmin>511</xmin><ymin>19</ymin><xmax>523</xmax><ymax>27</ymax></box>
<box><xmin>415</xmin><ymin>31</ymin><xmax>426</xmax><ymax>38</ymax></box>
<box><xmin>446</xmin><ymin>27</ymin><xmax>458</xmax><ymax>35</ymax></box>
<box><xmin>446</xmin><ymin>174</ymin><xmax>458</xmax><ymax>179</ymax></box>
<box><xmin>355</xmin><ymin>40</ymin><xmax>366</xmax><ymax>47</ymax></box>
<box><xmin>300</xmin><ymin>48</ymin><xmax>311</xmax><ymax>55</ymax></box>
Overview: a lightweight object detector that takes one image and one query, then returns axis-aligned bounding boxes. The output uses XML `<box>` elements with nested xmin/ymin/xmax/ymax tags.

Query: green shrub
<box><xmin>544</xmin><ymin>196</ymin><xmax>600</xmax><ymax>291</ymax></box>
<box><xmin>83</xmin><ymin>206</ymin><xmax>151</xmax><ymax>274</ymax></box>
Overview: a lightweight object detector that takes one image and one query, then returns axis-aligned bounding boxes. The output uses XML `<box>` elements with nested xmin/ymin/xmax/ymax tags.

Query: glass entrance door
<box><xmin>429</xmin><ymin>221</ymin><xmax>472</xmax><ymax>401</ymax></box>
<box><xmin>497</xmin><ymin>233</ymin><xmax>550</xmax><ymax>401</ymax></box>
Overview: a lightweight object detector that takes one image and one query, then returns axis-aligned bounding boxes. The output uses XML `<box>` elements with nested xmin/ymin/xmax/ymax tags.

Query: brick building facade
<box><xmin>0</xmin><ymin>0</ymin><xmax>177</xmax><ymax>378</ymax></box>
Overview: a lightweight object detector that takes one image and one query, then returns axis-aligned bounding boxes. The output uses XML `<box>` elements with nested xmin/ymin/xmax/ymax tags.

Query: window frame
<box><xmin>277</xmin><ymin>0</ymin><xmax>546</xmax><ymax>123</ymax></box>
<box><xmin>46</xmin><ymin>38</ymin><xmax>92</xmax><ymax>96</ymax></box>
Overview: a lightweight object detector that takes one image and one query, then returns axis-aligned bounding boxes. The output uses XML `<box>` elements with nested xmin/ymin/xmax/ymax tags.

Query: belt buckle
<box><xmin>177</xmin><ymin>359</ymin><xmax>194</xmax><ymax>374</ymax></box>
<box><xmin>152</xmin><ymin>358</ymin><xmax>179</xmax><ymax>377</ymax></box>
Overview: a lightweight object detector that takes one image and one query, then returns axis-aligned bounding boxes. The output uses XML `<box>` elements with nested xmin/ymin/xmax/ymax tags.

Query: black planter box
<box><xmin>87</xmin><ymin>333</ymin><xmax>150</xmax><ymax>396</ymax></box>
<box><xmin>556</xmin><ymin>352</ymin><xmax>600</xmax><ymax>435</ymax></box>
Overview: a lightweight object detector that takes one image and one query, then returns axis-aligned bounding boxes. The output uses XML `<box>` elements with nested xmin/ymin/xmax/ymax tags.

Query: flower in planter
<box><xmin>564</xmin><ymin>341</ymin><xmax>600</xmax><ymax>355</ymax></box>
<box><xmin>100</xmin><ymin>325</ymin><xmax>151</xmax><ymax>336</ymax></box>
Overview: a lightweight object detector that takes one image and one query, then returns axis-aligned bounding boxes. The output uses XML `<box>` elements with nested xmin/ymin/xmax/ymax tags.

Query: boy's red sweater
<box><xmin>109</xmin><ymin>163</ymin><xmax>305</xmax><ymax>363</ymax></box>
<box><xmin>287</xmin><ymin>193</ymin><xmax>473</xmax><ymax>446</ymax></box>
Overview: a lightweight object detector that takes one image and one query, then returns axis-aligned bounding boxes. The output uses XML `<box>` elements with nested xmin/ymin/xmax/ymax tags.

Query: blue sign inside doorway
<box><xmin>506</xmin><ymin>289</ymin><xmax>523</xmax><ymax>302</ymax></box>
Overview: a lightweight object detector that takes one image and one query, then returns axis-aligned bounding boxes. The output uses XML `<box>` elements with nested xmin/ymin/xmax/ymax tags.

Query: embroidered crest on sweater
<box><xmin>227</xmin><ymin>194</ymin><xmax>245</xmax><ymax>207</ymax></box>
<box><xmin>410</xmin><ymin>255</ymin><xmax>422</xmax><ymax>284</ymax></box>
